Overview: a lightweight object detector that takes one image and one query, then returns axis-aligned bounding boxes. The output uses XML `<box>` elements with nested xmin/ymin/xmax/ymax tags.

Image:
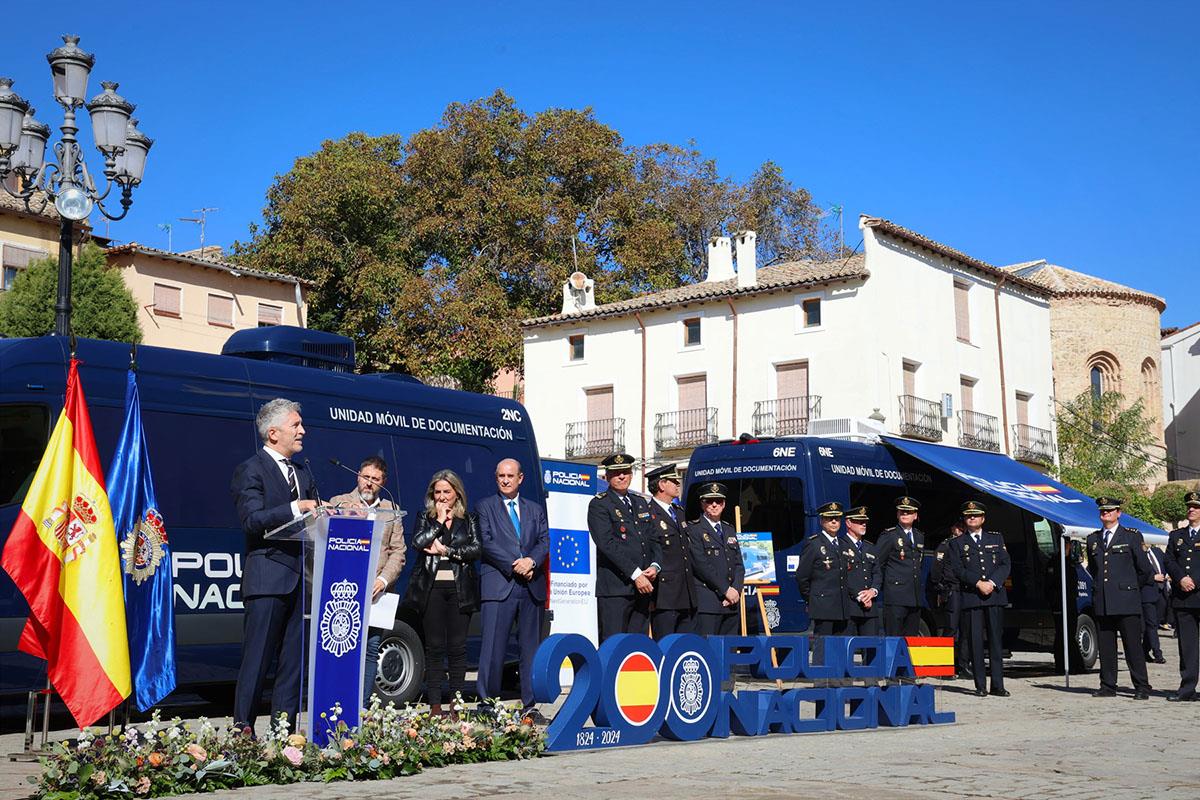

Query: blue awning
<box><xmin>881</xmin><ymin>436</ymin><xmax>1165</xmax><ymax>541</ymax></box>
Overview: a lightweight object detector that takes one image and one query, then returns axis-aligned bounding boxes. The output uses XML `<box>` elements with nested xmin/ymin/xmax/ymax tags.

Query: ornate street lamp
<box><xmin>0</xmin><ymin>35</ymin><xmax>153</xmax><ymax>336</ymax></box>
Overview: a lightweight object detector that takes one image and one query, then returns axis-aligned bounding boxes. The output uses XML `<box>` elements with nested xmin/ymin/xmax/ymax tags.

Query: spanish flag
<box><xmin>1</xmin><ymin>358</ymin><xmax>130</xmax><ymax>727</ymax></box>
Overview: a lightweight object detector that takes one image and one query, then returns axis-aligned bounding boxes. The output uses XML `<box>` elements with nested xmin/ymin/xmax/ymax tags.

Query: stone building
<box><xmin>1162</xmin><ymin>320</ymin><xmax>1200</xmax><ymax>482</ymax></box>
<box><xmin>1003</xmin><ymin>260</ymin><xmax>1168</xmax><ymax>484</ymax></box>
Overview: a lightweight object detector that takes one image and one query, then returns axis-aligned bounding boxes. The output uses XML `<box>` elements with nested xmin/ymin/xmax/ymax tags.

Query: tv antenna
<box><xmin>178</xmin><ymin>207</ymin><xmax>219</xmax><ymax>258</ymax></box>
<box><xmin>157</xmin><ymin>222</ymin><xmax>173</xmax><ymax>251</ymax></box>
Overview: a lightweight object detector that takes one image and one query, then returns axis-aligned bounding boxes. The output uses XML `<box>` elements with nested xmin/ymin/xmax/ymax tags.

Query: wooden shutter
<box><xmin>2</xmin><ymin>243</ymin><xmax>46</xmax><ymax>269</ymax></box>
<box><xmin>954</xmin><ymin>281</ymin><xmax>970</xmax><ymax>342</ymax></box>
<box><xmin>258</xmin><ymin>303</ymin><xmax>282</xmax><ymax>326</ymax></box>
<box><xmin>960</xmin><ymin>377</ymin><xmax>974</xmax><ymax>413</ymax></box>
<box><xmin>678</xmin><ymin>375</ymin><xmax>707</xmax><ymax>410</ymax></box>
<box><xmin>903</xmin><ymin>361</ymin><xmax>918</xmax><ymax>397</ymax></box>
<box><xmin>207</xmin><ymin>294</ymin><xmax>234</xmax><ymax>327</ymax></box>
<box><xmin>586</xmin><ymin>387</ymin><xmax>613</xmax><ymax>421</ymax></box>
<box><xmin>776</xmin><ymin>361</ymin><xmax>809</xmax><ymax>399</ymax></box>
<box><xmin>1016</xmin><ymin>393</ymin><xmax>1031</xmax><ymax>427</ymax></box>
<box><xmin>153</xmin><ymin>284</ymin><xmax>181</xmax><ymax>317</ymax></box>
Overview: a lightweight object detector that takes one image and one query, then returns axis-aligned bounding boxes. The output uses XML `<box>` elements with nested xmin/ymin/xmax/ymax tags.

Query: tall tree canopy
<box><xmin>235</xmin><ymin>91</ymin><xmax>837</xmax><ymax>390</ymax></box>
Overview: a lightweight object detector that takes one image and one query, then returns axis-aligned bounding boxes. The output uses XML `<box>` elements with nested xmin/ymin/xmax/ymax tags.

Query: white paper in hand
<box><xmin>369</xmin><ymin>591</ymin><xmax>399</xmax><ymax>630</ymax></box>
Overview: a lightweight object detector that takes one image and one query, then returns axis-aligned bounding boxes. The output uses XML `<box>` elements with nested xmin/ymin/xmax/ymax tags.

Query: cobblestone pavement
<box><xmin>3</xmin><ymin>650</ymin><xmax>1197</xmax><ymax>800</ymax></box>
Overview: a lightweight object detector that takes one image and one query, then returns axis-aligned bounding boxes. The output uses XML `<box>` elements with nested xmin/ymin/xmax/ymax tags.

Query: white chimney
<box><xmin>735</xmin><ymin>230</ymin><xmax>757</xmax><ymax>288</ymax></box>
<box><xmin>705</xmin><ymin>236</ymin><xmax>735</xmax><ymax>282</ymax></box>
<box><xmin>561</xmin><ymin>271</ymin><xmax>596</xmax><ymax>315</ymax></box>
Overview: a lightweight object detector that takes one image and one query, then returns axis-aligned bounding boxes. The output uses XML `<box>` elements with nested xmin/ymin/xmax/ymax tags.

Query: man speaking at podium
<box><xmin>231</xmin><ymin>398</ymin><xmax>320</xmax><ymax>733</ymax></box>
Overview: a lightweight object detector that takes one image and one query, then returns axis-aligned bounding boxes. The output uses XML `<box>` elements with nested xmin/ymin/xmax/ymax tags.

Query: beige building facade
<box><xmin>0</xmin><ymin>193</ymin><xmax>91</xmax><ymax>292</ymax></box>
<box><xmin>105</xmin><ymin>244</ymin><xmax>307</xmax><ymax>354</ymax></box>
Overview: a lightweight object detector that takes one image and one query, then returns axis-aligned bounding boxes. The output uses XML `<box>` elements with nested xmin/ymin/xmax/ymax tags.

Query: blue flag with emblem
<box><xmin>108</xmin><ymin>368</ymin><xmax>177</xmax><ymax>711</ymax></box>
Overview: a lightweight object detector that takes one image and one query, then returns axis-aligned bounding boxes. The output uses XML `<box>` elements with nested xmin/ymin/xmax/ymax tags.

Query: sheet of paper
<box><xmin>369</xmin><ymin>591</ymin><xmax>399</xmax><ymax>630</ymax></box>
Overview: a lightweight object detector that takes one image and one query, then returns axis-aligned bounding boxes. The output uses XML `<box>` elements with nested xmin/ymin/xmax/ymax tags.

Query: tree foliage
<box><xmin>1055</xmin><ymin>390</ymin><xmax>1160</xmax><ymax>511</ymax></box>
<box><xmin>234</xmin><ymin>91</ymin><xmax>837</xmax><ymax>390</ymax></box>
<box><xmin>0</xmin><ymin>242</ymin><xmax>141</xmax><ymax>343</ymax></box>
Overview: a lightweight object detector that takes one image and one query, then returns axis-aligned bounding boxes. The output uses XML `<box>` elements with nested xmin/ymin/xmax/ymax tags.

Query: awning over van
<box><xmin>881</xmin><ymin>436</ymin><xmax>1164</xmax><ymax>541</ymax></box>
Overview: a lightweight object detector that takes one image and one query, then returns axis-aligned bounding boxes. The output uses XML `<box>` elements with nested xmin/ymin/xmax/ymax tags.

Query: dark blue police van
<box><xmin>682</xmin><ymin>434</ymin><xmax>1168</xmax><ymax>673</ymax></box>
<box><xmin>0</xmin><ymin>328</ymin><xmax>543</xmax><ymax>705</ymax></box>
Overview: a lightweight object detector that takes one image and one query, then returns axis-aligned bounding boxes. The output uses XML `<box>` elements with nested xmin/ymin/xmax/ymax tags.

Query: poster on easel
<box><xmin>737</xmin><ymin>530</ymin><xmax>776</xmax><ymax>584</ymax></box>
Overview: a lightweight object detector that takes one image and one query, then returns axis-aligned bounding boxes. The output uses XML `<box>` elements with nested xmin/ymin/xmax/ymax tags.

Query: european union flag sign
<box><xmin>108</xmin><ymin>369</ymin><xmax>176</xmax><ymax>711</ymax></box>
<box><xmin>551</xmin><ymin>528</ymin><xmax>590</xmax><ymax>574</ymax></box>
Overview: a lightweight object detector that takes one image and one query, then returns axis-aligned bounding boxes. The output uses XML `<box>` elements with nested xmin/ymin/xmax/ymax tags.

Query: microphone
<box><xmin>302</xmin><ymin>457</ymin><xmax>323</xmax><ymax>506</ymax></box>
<box><xmin>328</xmin><ymin>457</ymin><xmax>402</xmax><ymax>515</ymax></box>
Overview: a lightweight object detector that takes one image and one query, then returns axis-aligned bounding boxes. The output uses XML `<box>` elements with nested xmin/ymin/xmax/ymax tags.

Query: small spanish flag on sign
<box><xmin>757</xmin><ymin>585</ymin><xmax>780</xmax><ymax>596</ymax></box>
<box><xmin>614</xmin><ymin>652</ymin><xmax>659</xmax><ymax>725</ymax></box>
<box><xmin>905</xmin><ymin>636</ymin><xmax>956</xmax><ymax>678</ymax></box>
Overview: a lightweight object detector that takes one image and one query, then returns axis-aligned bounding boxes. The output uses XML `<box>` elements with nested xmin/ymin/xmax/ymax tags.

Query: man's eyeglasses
<box><xmin>701</xmin><ymin>498</ymin><xmax>725</xmax><ymax>505</ymax></box>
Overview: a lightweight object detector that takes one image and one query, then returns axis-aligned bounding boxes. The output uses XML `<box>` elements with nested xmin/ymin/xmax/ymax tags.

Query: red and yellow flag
<box><xmin>1</xmin><ymin>358</ymin><xmax>130</xmax><ymax>727</ymax></box>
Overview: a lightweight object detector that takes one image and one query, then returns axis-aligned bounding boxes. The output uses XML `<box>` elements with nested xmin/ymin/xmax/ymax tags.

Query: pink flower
<box><xmin>135</xmin><ymin>776</ymin><xmax>151</xmax><ymax>795</ymax></box>
<box><xmin>282</xmin><ymin>745</ymin><xmax>304</xmax><ymax>766</ymax></box>
<box><xmin>185</xmin><ymin>743</ymin><xmax>207</xmax><ymax>762</ymax></box>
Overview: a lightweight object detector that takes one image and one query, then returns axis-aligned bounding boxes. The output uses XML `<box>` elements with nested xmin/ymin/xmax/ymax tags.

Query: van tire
<box><xmin>1074</xmin><ymin>614</ymin><xmax>1098</xmax><ymax>672</ymax></box>
<box><xmin>373</xmin><ymin>620</ymin><xmax>424</xmax><ymax>705</ymax></box>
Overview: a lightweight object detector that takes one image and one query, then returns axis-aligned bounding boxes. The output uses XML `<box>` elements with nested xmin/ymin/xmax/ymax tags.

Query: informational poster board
<box><xmin>543</xmin><ymin>459</ymin><xmax>600</xmax><ymax>684</ymax></box>
<box><xmin>738</xmin><ymin>530</ymin><xmax>776</xmax><ymax>584</ymax></box>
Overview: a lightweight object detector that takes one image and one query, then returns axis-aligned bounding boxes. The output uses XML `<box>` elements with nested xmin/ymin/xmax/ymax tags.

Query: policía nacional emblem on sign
<box><xmin>678</xmin><ymin>657</ymin><xmax>704</xmax><ymax>716</ymax></box>
<box><xmin>121</xmin><ymin>507</ymin><xmax>168</xmax><ymax>584</ymax></box>
<box><xmin>669</xmin><ymin>651</ymin><xmax>712</xmax><ymax>723</ymax></box>
<box><xmin>319</xmin><ymin>579</ymin><xmax>362</xmax><ymax>658</ymax></box>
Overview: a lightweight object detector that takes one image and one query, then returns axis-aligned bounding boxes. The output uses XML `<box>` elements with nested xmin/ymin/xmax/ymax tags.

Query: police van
<box><xmin>0</xmin><ymin>328</ymin><xmax>543</xmax><ymax>705</ymax></box>
<box><xmin>682</xmin><ymin>431</ymin><xmax>1168</xmax><ymax>672</ymax></box>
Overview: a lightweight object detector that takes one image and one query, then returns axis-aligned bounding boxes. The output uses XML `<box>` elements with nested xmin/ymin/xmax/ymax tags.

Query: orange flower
<box><xmin>148</xmin><ymin>752</ymin><xmax>165</xmax><ymax>768</ymax></box>
<box><xmin>406</xmin><ymin>728</ymin><xmax>418</xmax><ymax>739</ymax></box>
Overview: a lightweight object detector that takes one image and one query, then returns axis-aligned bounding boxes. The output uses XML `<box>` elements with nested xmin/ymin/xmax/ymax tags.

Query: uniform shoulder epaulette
<box><xmin>882</xmin><ymin>526</ymin><xmax>898</xmax><ymax>533</ymax></box>
<box><xmin>803</xmin><ymin>534</ymin><xmax>819</xmax><ymax>541</ymax></box>
<box><xmin>596</xmin><ymin>491</ymin><xmax>607</xmax><ymax>499</ymax></box>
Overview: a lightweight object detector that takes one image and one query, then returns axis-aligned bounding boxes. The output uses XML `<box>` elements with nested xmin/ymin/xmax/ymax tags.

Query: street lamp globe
<box><xmin>116</xmin><ymin>118</ymin><xmax>152</xmax><ymax>185</ymax></box>
<box><xmin>54</xmin><ymin>186</ymin><xmax>93</xmax><ymax>220</ymax></box>
<box><xmin>0</xmin><ymin>78</ymin><xmax>30</xmax><ymax>152</ymax></box>
<box><xmin>13</xmin><ymin>109</ymin><xmax>50</xmax><ymax>172</ymax></box>
<box><xmin>86</xmin><ymin>81</ymin><xmax>133</xmax><ymax>156</ymax></box>
<box><xmin>46</xmin><ymin>35</ymin><xmax>94</xmax><ymax>108</ymax></box>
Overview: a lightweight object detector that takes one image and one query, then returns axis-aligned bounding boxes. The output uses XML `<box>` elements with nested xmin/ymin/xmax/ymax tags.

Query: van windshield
<box><xmin>0</xmin><ymin>404</ymin><xmax>50</xmax><ymax>507</ymax></box>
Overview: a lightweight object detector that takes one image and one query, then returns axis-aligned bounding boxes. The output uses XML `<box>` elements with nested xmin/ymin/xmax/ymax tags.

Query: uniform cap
<box><xmin>645</xmin><ymin>463</ymin><xmax>681</xmax><ymax>482</ymax></box>
<box><xmin>601</xmin><ymin>453</ymin><xmax>635</xmax><ymax>473</ymax></box>
<box><xmin>699</xmin><ymin>482</ymin><xmax>728</xmax><ymax>500</ymax></box>
<box><xmin>1184</xmin><ymin>490</ymin><xmax>1200</xmax><ymax>508</ymax></box>
<box><xmin>1095</xmin><ymin>496</ymin><xmax>1123</xmax><ymax>511</ymax></box>
<box><xmin>895</xmin><ymin>496</ymin><xmax>921</xmax><ymax>512</ymax></box>
<box><xmin>845</xmin><ymin>505</ymin><xmax>870</xmax><ymax>521</ymax></box>
<box><xmin>816</xmin><ymin>501</ymin><xmax>844</xmax><ymax>518</ymax></box>
<box><xmin>960</xmin><ymin>499</ymin><xmax>988</xmax><ymax>516</ymax></box>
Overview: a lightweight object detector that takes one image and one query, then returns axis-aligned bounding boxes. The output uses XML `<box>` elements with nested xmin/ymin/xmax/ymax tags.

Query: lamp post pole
<box><xmin>0</xmin><ymin>35</ymin><xmax>153</xmax><ymax>337</ymax></box>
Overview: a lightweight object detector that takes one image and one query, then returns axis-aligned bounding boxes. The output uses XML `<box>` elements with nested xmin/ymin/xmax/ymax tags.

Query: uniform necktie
<box><xmin>285</xmin><ymin>459</ymin><xmax>299</xmax><ymax>501</ymax></box>
<box><xmin>622</xmin><ymin>494</ymin><xmax>633</xmax><ymax>514</ymax></box>
<box><xmin>1104</xmin><ymin>530</ymin><xmax>1113</xmax><ymax>548</ymax></box>
<box><xmin>669</xmin><ymin>504</ymin><xmax>680</xmax><ymax>524</ymax></box>
<box><xmin>1191</xmin><ymin>528</ymin><xmax>1199</xmax><ymax>542</ymax></box>
<box><xmin>856</xmin><ymin>539</ymin><xmax>863</xmax><ymax>554</ymax></box>
<box><xmin>904</xmin><ymin>529</ymin><xmax>914</xmax><ymax>547</ymax></box>
<box><xmin>973</xmin><ymin>533</ymin><xmax>981</xmax><ymax>545</ymax></box>
<box><xmin>507</xmin><ymin>499</ymin><xmax>521</xmax><ymax>541</ymax></box>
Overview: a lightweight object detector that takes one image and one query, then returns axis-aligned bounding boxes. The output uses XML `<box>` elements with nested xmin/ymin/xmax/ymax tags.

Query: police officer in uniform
<box><xmin>948</xmin><ymin>500</ymin><xmax>1010</xmax><ymax>697</ymax></box>
<box><xmin>645</xmin><ymin>463</ymin><xmax>697</xmax><ymax>639</ymax></box>
<box><xmin>874</xmin><ymin>496</ymin><xmax>925</xmax><ymax>636</ymax></box>
<box><xmin>1085</xmin><ymin>496</ymin><xmax>1153</xmax><ymax>699</ymax></box>
<box><xmin>796</xmin><ymin>502</ymin><xmax>855</xmax><ymax>636</ymax></box>
<box><xmin>1164</xmin><ymin>490</ymin><xmax>1200</xmax><ymax>701</ymax></box>
<box><xmin>842</xmin><ymin>505</ymin><xmax>881</xmax><ymax>635</ymax></box>
<box><xmin>587</xmin><ymin>453</ymin><xmax>661</xmax><ymax>641</ymax></box>
<box><xmin>931</xmin><ymin>522</ymin><xmax>968</xmax><ymax>675</ymax></box>
<box><xmin>687</xmin><ymin>483</ymin><xmax>744</xmax><ymax>636</ymax></box>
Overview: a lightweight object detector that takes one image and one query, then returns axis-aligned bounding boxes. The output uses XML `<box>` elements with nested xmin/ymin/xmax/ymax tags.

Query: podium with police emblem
<box><xmin>267</xmin><ymin>505</ymin><xmax>399</xmax><ymax>745</ymax></box>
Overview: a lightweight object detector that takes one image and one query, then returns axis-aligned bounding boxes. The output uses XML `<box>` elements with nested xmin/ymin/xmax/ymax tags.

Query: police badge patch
<box><xmin>319</xmin><ymin>579</ymin><xmax>362</xmax><ymax>658</ymax></box>
<box><xmin>121</xmin><ymin>507</ymin><xmax>168</xmax><ymax>585</ymax></box>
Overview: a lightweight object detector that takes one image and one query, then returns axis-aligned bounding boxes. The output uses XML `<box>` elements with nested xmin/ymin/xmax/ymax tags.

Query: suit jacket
<box><xmin>795</xmin><ymin>533</ymin><xmax>854</xmax><ymax>622</ymax></box>
<box><xmin>1140</xmin><ymin>545</ymin><xmax>1169</xmax><ymax>604</ymax></box>
<box><xmin>1164</xmin><ymin>526</ymin><xmax>1200</xmax><ymax>609</ymax></box>
<box><xmin>231</xmin><ymin>448</ymin><xmax>317</xmax><ymax>598</ymax></box>
<box><xmin>404</xmin><ymin>513</ymin><xmax>481</xmax><ymax>613</ymax></box>
<box><xmin>588</xmin><ymin>490</ymin><xmax>661</xmax><ymax>598</ymax></box>
<box><xmin>842</xmin><ymin>534</ymin><xmax>882</xmax><ymax>619</ymax></box>
<box><xmin>1085</xmin><ymin>526</ymin><xmax>1152</xmax><ymax>617</ymax></box>
<box><xmin>648</xmin><ymin>499</ymin><xmax>696</xmax><ymax>611</ymax></box>
<box><xmin>929</xmin><ymin>538</ymin><xmax>959</xmax><ymax>603</ymax></box>
<box><xmin>874</xmin><ymin>526</ymin><xmax>925</xmax><ymax>608</ymax></box>
<box><xmin>477</xmin><ymin>493</ymin><xmax>550</xmax><ymax>603</ymax></box>
<box><xmin>948</xmin><ymin>531</ymin><xmax>1010</xmax><ymax>609</ymax></box>
<box><xmin>687</xmin><ymin>517</ymin><xmax>744</xmax><ymax>615</ymax></box>
<box><xmin>328</xmin><ymin>492</ymin><xmax>406</xmax><ymax>589</ymax></box>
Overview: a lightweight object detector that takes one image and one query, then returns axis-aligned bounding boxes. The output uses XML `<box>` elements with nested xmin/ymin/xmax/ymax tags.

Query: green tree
<box><xmin>234</xmin><ymin>91</ymin><xmax>837</xmax><ymax>390</ymax></box>
<box><xmin>1055</xmin><ymin>390</ymin><xmax>1160</xmax><ymax>506</ymax></box>
<box><xmin>0</xmin><ymin>242</ymin><xmax>141</xmax><ymax>343</ymax></box>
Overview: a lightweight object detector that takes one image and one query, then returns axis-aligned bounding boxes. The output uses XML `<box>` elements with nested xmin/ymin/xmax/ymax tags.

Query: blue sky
<box><xmin>6</xmin><ymin>1</ymin><xmax>1197</xmax><ymax>325</ymax></box>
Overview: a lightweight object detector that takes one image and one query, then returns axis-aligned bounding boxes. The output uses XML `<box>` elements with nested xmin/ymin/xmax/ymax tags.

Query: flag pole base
<box><xmin>7</xmin><ymin>686</ymin><xmax>54</xmax><ymax>760</ymax></box>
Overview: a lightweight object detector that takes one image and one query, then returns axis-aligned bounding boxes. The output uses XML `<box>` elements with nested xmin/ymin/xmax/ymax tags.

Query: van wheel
<box><xmin>374</xmin><ymin>621</ymin><xmax>424</xmax><ymax>705</ymax></box>
<box><xmin>1074</xmin><ymin>614</ymin><xmax>1098</xmax><ymax>672</ymax></box>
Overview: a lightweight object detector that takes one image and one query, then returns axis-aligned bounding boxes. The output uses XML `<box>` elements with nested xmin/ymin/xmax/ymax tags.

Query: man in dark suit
<box><xmin>230</xmin><ymin>398</ymin><xmax>320</xmax><ymax>732</ymax></box>
<box><xmin>1085</xmin><ymin>496</ymin><xmax>1154</xmax><ymax>699</ymax></box>
<box><xmin>842</xmin><ymin>505</ymin><xmax>881</xmax><ymax>636</ymax></box>
<box><xmin>931</xmin><ymin>522</ymin><xmax>968</xmax><ymax>675</ymax></box>
<box><xmin>796</xmin><ymin>502</ymin><xmax>854</xmax><ymax>636</ymax></box>
<box><xmin>1141</xmin><ymin>542</ymin><xmax>1169</xmax><ymax>664</ymax></box>
<box><xmin>687</xmin><ymin>482</ymin><xmax>744</xmax><ymax>636</ymax></box>
<box><xmin>645</xmin><ymin>464</ymin><xmax>696</xmax><ymax>639</ymax></box>
<box><xmin>588</xmin><ymin>453</ymin><xmax>660</xmax><ymax>641</ymax></box>
<box><xmin>1164</xmin><ymin>490</ymin><xmax>1200</xmax><ymax>702</ymax></box>
<box><xmin>874</xmin><ymin>496</ymin><xmax>925</xmax><ymax>636</ymax></box>
<box><xmin>476</xmin><ymin>458</ymin><xmax>550</xmax><ymax>719</ymax></box>
<box><xmin>948</xmin><ymin>500</ymin><xmax>1011</xmax><ymax>698</ymax></box>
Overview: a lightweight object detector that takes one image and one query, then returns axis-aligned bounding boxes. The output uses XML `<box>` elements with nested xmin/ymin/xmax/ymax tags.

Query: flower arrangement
<box><xmin>31</xmin><ymin>696</ymin><xmax>544</xmax><ymax>799</ymax></box>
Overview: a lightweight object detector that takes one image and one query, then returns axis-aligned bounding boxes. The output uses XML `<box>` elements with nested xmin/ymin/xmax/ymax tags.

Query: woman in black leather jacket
<box><xmin>403</xmin><ymin>469</ymin><xmax>480</xmax><ymax>715</ymax></box>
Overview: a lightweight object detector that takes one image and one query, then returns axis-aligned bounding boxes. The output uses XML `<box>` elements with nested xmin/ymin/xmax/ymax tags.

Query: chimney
<box><xmin>705</xmin><ymin>236</ymin><xmax>735</xmax><ymax>282</ymax></box>
<box><xmin>561</xmin><ymin>271</ymin><xmax>596</xmax><ymax>315</ymax></box>
<box><xmin>735</xmin><ymin>230</ymin><xmax>757</xmax><ymax>289</ymax></box>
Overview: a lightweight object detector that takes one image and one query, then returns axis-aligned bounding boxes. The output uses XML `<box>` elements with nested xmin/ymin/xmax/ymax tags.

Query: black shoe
<box><xmin>990</xmin><ymin>688</ymin><xmax>1010</xmax><ymax>697</ymax></box>
<box><xmin>1133</xmin><ymin>689</ymin><xmax>1151</xmax><ymax>700</ymax></box>
<box><xmin>1092</xmin><ymin>688</ymin><xmax>1116</xmax><ymax>698</ymax></box>
<box><xmin>973</xmin><ymin>689</ymin><xmax>987</xmax><ymax>697</ymax></box>
<box><xmin>1166</xmin><ymin>692</ymin><xmax>1197</xmax><ymax>702</ymax></box>
<box><xmin>1153</xmin><ymin>655</ymin><xmax>1167</xmax><ymax>664</ymax></box>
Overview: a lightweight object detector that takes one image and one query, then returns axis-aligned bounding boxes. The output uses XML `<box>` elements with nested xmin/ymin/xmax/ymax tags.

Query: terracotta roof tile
<box><xmin>105</xmin><ymin>243</ymin><xmax>309</xmax><ymax>286</ymax></box>
<box><xmin>1003</xmin><ymin>261</ymin><xmax>1165</xmax><ymax>311</ymax></box>
<box><xmin>521</xmin><ymin>254</ymin><xmax>868</xmax><ymax>327</ymax></box>
<box><xmin>0</xmin><ymin>190</ymin><xmax>61</xmax><ymax>221</ymax></box>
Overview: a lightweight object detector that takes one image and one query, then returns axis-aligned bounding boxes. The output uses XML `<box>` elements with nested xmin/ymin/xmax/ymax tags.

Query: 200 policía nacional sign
<box><xmin>532</xmin><ymin>633</ymin><xmax>955</xmax><ymax>751</ymax></box>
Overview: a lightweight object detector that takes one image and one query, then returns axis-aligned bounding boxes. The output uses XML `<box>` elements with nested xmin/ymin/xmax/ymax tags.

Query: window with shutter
<box><xmin>954</xmin><ymin>280</ymin><xmax>971</xmax><ymax>342</ymax></box>
<box><xmin>1</xmin><ymin>243</ymin><xmax>48</xmax><ymax>291</ymax></box>
<box><xmin>207</xmin><ymin>294</ymin><xmax>234</xmax><ymax>328</ymax></box>
<box><xmin>153</xmin><ymin>284</ymin><xmax>181</xmax><ymax>317</ymax></box>
<box><xmin>258</xmin><ymin>303</ymin><xmax>283</xmax><ymax>327</ymax></box>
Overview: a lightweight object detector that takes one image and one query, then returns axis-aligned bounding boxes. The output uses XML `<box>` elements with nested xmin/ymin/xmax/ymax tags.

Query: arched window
<box><xmin>1140</xmin><ymin>357</ymin><xmax>1159</xmax><ymax>405</ymax></box>
<box><xmin>1087</xmin><ymin>352</ymin><xmax>1120</xmax><ymax>400</ymax></box>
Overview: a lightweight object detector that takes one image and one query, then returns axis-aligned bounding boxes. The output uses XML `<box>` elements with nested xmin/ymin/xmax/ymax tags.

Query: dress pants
<box><xmin>598</xmin><ymin>594</ymin><xmax>651</xmax><ymax>641</ymax></box>
<box><xmin>962</xmin><ymin>605</ymin><xmax>1005</xmax><ymax>692</ymax></box>
<box><xmin>1141</xmin><ymin>599</ymin><xmax>1163</xmax><ymax>660</ymax></box>
<box><xmin>477</xmin><ymin>583</ymin><xmax>544</xmax><ymax>709</ymax></box>
<box><xmin>1097</xmin><ymin>613</ymin><xmax>1150</xmax><ymax>692</ymax></box>
<box><xmin>1175</xmin><ymin>608</ymin><xmax>1199</xmax><ymax>698</ymax></box>
<box><xmin>696</xmin><ymin>612</ymin><xmax>739</xmax><ymax>636</ymax></box>
<box><xmin>651</xmin><ymin>608</ymin><xmax>696</xmax><ymax>640</ymax></box>
<box><xmin>422</xmin><ymin>580</ymin><xmax>473</xmax><ymax>705</ymax></box>
<box><xmin>846</xmin><ymin>616</ymin><xmax>879</xmax><ymax>636</ymax></box>
<box><xmin>234</xmin><ymin>588</ymin><xmax>304</xmax><ymax>732</ymax></box>
<box><xmin>884</xmin><ymin>604</ymin><xmax>920</xmax><ymax>636</ymax></box>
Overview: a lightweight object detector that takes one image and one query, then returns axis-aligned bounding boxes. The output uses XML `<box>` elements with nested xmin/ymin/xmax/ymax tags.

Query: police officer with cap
<box><xmin>645</xmin><ymin>463</ymin><xmax>697</xmax><ymax>638</ymax></box>
<box><xmin>948</xmin><ymin>500</ymin><xmax>1010</xmax><ymax>697</ymax></box>
<box><xmin>874</xmin><ymin>496</ymin><xmax>925</xmax><ymax>636</ymax></box>
<box><xmin>1085</xmin><ymin>496</ymin><xmax>1154</xmax><ymax>699</ymax></box>
<box><xmin>842</xmin><ymin>505</ymin><xmax>881</xmax><ymax>635</ymax></box>
<box><xmin>1164</xmin><ymin>490</ymin><xmax>1200</xmax><ymax>701</ymax></box>
<box><xmin>687</xmin><ymin>482</ymin><xmax>744</xmax><ymax>636</ymax></box>
<box><xmin>796</xmin><ymin>502</ymin><xmax>855</xmax><ymax>637</ymax></box>
<box><xmin>588</xmin><ymin>453</ymin><xmax>661</xmax><ymax>641</ymax></box>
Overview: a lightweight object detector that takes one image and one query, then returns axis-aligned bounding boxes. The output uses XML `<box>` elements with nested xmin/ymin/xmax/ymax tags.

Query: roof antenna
<box><xmin>178</xmin><ymin>208</ymin><xmax>220</xmax><ymax>258</ymax></box>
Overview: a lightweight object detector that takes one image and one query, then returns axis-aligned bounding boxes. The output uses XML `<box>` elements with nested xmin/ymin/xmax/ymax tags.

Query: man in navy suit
<box><xmin>1141</xmin><ymin>542</ymin><xmax>1169</xmax><ymax>663</ymax></box>
<box><xmin>476</xmin><ymin>458</ymin><xmax>550</xmax><ymax>719</ymax></box>
<box><xmin>230</xmin><ymin>398</ymin><xmax>320</xmax><ymax>733</ymax></box>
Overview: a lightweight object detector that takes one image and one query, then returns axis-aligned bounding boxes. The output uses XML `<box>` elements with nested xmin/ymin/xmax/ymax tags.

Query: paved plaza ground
<box><xmin>2</xmin><ymin>647</ymin><xmax>1196</xmax><ymax>800</ymax></box>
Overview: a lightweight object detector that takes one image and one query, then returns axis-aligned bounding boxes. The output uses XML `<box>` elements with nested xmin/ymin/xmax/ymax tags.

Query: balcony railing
<box><xmin>565</xmin><ymin>418</ymin><xmax>625</xmax><ymax>459</ymax></box>
<box><xmin>1013</xmin><ymin>423</ymin><xmax>1054</xmax><ymax>465</ymax></box>
<box><xmin>654</xmin><ymin>407</ymin><xmax>718</xmax><ymax>452</ymax></box>
<box><xmin>898</xmin><ymin>394</ymin><xmax>944</xmax><ymax>442</ymax></box>
<box><xmin>752</xmin><ymin>395</ymin><xmax>822</xmax><ymax>437</ymax></box>
<box><xmin>958</xmin><ymin>409</ymin><xmax>1000</xmax><ymax>452</ymax></box>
